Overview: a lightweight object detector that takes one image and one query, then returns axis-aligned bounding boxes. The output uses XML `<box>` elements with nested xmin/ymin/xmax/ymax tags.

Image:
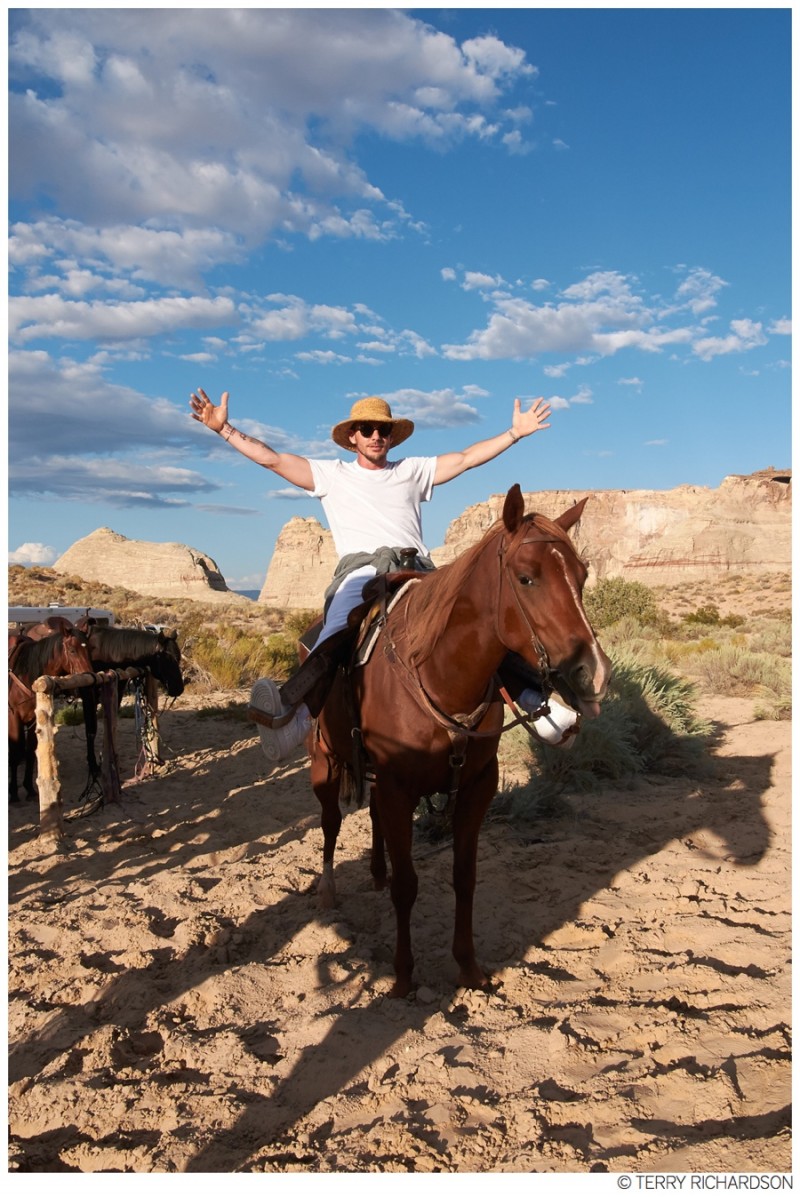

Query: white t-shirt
<box><xmin>307</xmin><ymin>457</ymin><xmax>437</xmax><ymax>558</ymax></box>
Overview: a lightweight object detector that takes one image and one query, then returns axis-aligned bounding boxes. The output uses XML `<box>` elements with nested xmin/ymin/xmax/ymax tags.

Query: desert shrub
<box><xmin>583</xmin><ymin>577</ymin><xmax>664</xmax><ymax>630</ymax></box>
<box><xmin>54</xmin><ymin>702</ymin><xmax>86</xmax><ymax>727</ymax></box>
<box><xmin>749</xmin><ymin>618</ymin><xmax>792</xmax><ymax>658</ymax></box>
<box><xmin>496</xmin><ymin>650</ymin><xmax>714</xmax><ymax>823</ymax></box>
<box><xmin>680</xmin><ymin>605</ymin><xmax>747</xmax><ymax>630</ymax></box>
<box><xmin>185</xmin><ymin>627</ymin><xmax>299</xmax><ymax>691</ymax></box>
<box><xmin>683</xmin><ymin>604</ymin><xmax>722</xmax><ymax>626</ymax></box>
<box><xmin>692</xmin><ymin>643</ymin><xmax>791</xmax><ymax>703</ymax></box>
<box><xmin>753</xmin><ymin>689</ymin><xmax>792</xmax><ymax>722</ymax></box>
<box><xmin>282</xmin><ymin>609</ymin><xmax>322</xmax><ymax>639</ymax></box>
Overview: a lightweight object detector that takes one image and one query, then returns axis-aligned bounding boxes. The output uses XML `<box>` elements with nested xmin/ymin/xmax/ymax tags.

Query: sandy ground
<box><xmin>7</xmin><ymin>690</ymin><xmax>791</xmax><ymax>1174</ymax></box>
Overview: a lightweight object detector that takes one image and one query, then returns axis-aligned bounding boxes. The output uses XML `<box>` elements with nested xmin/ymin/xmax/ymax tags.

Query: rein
<box><xmin>8</xmin><ymin>670</ymin><xmax>35</xmax><ymax>702</ymax></box>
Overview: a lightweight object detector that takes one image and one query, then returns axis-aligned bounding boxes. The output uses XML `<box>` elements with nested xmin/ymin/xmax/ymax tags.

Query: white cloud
<box><xmin>547</xmin><ymin>385</ymin><xmax>593</xmax><ymax>410</ymax></box>
<box><xmin>463</xmin><ymin>271</ymin><xmax>506</xmax><ymax>291</ymax></box>
<box><xmin>9</xmin><ymin>542</ymin><xmax>59</xmax><ymax>566</ymax></box>
<box><xmin>502</xmin><ymin>129</ymin><xmax>533</xmax><ymax>155</ymax></box>
<box><xmin>267</xmin><ymin>488</ymin><xmax>317</xmax><ymax>501</ymax></box>
<box><xmin>10</xmin><ymin>219</ymin><xmax>243</xmax><ymax>289</ymax></box>
<box><xmin>671</xmin><ymin>267</ymin><xmax>728</xmax><ymax>315</ymax></box>
<box><xmin>441</xmin><ymin>267</ymin><xmax>457</xmax><ymax>282</ymax></box>
<box><xmin>769</xmin><ymin>318</ymin><xmax>792</xmax><ymax>335</ymax></box>
<box><xmin>10</xmin><ymin>294</ymin><xmax>236</xmax><ymax>344</ymax></box>
<box><xmin>383</xmin><ymin>387</ymin><xmax>482</xmax><ymax>428</ymax></box>
<box><xmin>9</xmin><ymin>8</ymin><xmax>537</xmax><ymax>272</ymax></box>
<box><xmin>249</xmin><ymin>296</ymin><xmax>358</xmax><ymax>343</ymax></box>
<box><xmin>295</xmin><ymin>349</ymin><xmax>352</xmax><ymax>365</ymax></box>
<box><xmin>693</xmin><ymin>318</ymin><xmax>768</xmax><ymax>361</ymax></box>
<box><xmin>442</xmin><ymin>276</ymin><xmax>658</xmax><ymax>361</ymax></box>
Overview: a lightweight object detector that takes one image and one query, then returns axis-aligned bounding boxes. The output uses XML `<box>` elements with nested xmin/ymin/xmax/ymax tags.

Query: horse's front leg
<box><xmin>22</xmin><ymin>724</ymin><xmax>39</xmax><ymax>801</ymax></box>
<box><xmin>451</xmin><ymin>759</ymin><xmax>499</xmax><ymax>991</ymax></box>
<box><xmin>144</xmin><ymin>675</ymin><xmax>163</xmax><ymax>764</ymax></box>
<box><xmin>81</xmin><ymin>687</ymin><xmax>100</xmax><ymax>778</ymax></box>
<box><xmin>310</xmin><ymin>746</ymin><xmax>342</xmax><ymax>910</ymax></box>
<box><xmin>375</xmin><ymin>778</ymin><xmax>418</xmax><ymax>998</ymax></box>
<box><xmin>369</xmin><ymin>787</ymin><xmax>387</xmax><ymax>891</ymax></box>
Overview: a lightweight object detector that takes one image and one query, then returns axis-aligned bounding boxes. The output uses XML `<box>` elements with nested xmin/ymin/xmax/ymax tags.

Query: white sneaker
<box><xmin>250</xmin><ymin>678</ymin><xmax>312</xmax><ymax>761</ymax></box>
<box><xmin>518</xmin><ymin>687</ymin><xmax>579</xmax><ymax>747</ymax></box>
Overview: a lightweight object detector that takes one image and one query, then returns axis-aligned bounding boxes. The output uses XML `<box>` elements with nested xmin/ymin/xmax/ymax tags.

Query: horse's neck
<box><xmin>413</xmin><ymin>586</ymin><xmax>505</xmax><ymax>710</ymax></box>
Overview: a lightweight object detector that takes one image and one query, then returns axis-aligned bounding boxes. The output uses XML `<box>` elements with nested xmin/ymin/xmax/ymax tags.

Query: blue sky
<box><xmin>8</xmin><ymin>5</ymin><xmax>792</xmax><ymax>593</ymax></box>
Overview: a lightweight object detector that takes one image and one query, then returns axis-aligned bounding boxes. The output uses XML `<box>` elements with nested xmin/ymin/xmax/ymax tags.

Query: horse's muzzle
<box><xmin>562</xmin><ymin>645</ymin><xmax>613</xmax><ymax>720</ymax></box>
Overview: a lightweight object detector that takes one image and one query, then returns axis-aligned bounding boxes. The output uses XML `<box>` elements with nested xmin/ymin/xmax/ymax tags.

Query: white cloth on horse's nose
<box><xmin>519</xmin><ymin>687</ymin><xmax>579</xmax><ymax>747</ymax></box>
<box><xmin>317</xmin><ymin>565</ymin><xmax>378</xmax><ymax>646</ymax></box>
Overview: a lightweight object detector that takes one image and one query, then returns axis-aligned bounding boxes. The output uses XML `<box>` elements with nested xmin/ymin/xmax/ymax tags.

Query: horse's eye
<box><xmin>518</xmin><ymin>575</ymin><xmax>533</xmax><ymax>587</ymax></box>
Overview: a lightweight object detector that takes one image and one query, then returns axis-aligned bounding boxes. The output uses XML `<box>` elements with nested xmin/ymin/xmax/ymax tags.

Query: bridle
<box><xmin>495</xmin><ymin>514</ymin><xmax>584</xmax><ymax>695</ymax></box>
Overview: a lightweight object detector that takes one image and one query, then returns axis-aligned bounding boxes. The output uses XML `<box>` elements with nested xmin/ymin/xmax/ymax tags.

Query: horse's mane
<box><xmin>14</xmin><ymin>632</ymin><xmax>69</xmax><ymax>681</ymax></box>
<box><xmin>89</xmin><ymin>626</ymin><xmax>163</xmax><ymax>662</ymax></box>
<box><xmin>404</xmin><ymin>519</ymin><xmax>506</xmax><ymax>666</ymax></box>
<box><xmin>403</xmin><ymin>510</ymin><xmax>580</xmax><ymax>667</ymax></box>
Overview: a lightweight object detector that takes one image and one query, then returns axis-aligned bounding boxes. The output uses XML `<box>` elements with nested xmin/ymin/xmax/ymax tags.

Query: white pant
<box><xmin>317</xmin><ymin>565</ymin><xmax>378</xmax><ymax>647</ymax></box>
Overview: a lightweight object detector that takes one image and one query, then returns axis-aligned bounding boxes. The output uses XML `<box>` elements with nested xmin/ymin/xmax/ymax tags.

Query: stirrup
<box><xmin>249</xmin><ymin>679</ymin><xmax>312</xmax><ymax>761</ymax></box>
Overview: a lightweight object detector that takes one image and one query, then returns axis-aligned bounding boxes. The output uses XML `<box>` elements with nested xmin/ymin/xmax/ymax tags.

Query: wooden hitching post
<box><xmin>32</xmin><ymin>676</ymin><xmax>65</xmax><ymax>844</ymax></box>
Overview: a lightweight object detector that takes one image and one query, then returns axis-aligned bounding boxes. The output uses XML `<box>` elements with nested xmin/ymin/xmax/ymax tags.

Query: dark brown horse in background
<box><xmin>310</xmin><ymin>485</ymin><xmax>612</xmax><ymax>997</ymax></box>
<box><xmin>8</xmin><ymin>618</ymin><xmax>94</xmax><ymax>802</ymax></box>
<box><xmin>76</xmin><ymin>625</ymin><xmax>184</xmax><ymax>779</ymax></box>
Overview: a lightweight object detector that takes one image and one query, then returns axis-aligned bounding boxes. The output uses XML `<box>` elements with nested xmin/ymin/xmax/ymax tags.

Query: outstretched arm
<box><xmin>189</xmin><ymin>388</ymin><xmax>314</xmax><ymax>490</ymax></box>
<box><xmin>433</xmin><ymin>397</ymin><xmax>551</xmax><ymax>486</ymax></box>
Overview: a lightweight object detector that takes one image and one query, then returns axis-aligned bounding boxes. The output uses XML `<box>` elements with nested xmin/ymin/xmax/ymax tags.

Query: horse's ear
<box><xmin>503</xmin><ymin>484</ymin><xmax>525</xmax><ymax>533</ymax></box>
<box><xmin>555</xmin><ymin>497</ymin><xmax>589</xmax><ymax>533</ymax></box>
<box><xmin>45</xmin><ymin>616</ymin><xmax>73</xmax><ymax>635</ymax></box>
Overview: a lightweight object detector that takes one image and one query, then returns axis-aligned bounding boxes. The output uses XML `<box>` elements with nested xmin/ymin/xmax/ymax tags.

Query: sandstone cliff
<box><xmin>53</xmin><ymin>527</ymin><xmax>248</xmax><ymax>604</ymax></box>
<box><xmin>258</xmin><ymin>517</ymin><xmax>338</xmax><ymax>608</ymax></box>
<box><xmin>261</xmin><ymin>470</ymin><xmax>790</xmax><ymax>609</ymax></box>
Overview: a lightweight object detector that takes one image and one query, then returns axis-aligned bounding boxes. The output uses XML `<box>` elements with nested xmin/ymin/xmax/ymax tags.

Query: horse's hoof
<box><xmin>457</xmin><ymin>966</ymin><xmax>493</xmax><ymax>992</ymax></box>
<box><xmin>317</xmin><ymin>884</ymin><xmax>337</xmax><ymax>910</ymax></box>
<box><xmin>389</xmin><ymin>978</ymin><xmax>413</xmax><ymax>1000</ymax></box>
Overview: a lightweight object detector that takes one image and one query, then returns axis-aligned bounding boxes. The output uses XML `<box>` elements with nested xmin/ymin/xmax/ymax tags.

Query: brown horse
<box><xmin>309</xmin><ymin>486</ymin><xmax>612</xmax><ymax>997</ymax></box>
<box><xmin>8</xmin><ymin>619</ymin><xmax>94</xmax><ymax>802</ymax></box>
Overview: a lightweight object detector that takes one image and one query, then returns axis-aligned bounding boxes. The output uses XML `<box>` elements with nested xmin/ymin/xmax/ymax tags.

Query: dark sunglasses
<box><xmin>353</xmin><ymin>421</ymin><xmax>392</xmax><ymax>438</ymax></box>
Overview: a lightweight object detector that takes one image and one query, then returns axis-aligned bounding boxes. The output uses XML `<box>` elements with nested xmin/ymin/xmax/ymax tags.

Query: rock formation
<box><xmin>260</xmin><ymin>470</ymin><xmax>791</xmax><ymax>609</ymax></box>
<box><xmin>435</xmin><ymin>470</ymin><xmax>791</xmax><ymax>585</ymax></box>
<box><xmin>258</xmin><ymin>517</ymin><xmax>338</xmax><ymax>608</ymax></box>
<box><xmin>53</xmin><ymin>527</ymin><xmax>248</xmax><ymax>604</ymax></box>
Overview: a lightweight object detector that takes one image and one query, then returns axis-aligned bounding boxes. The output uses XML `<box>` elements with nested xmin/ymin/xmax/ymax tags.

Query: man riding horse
<box><xmin>190</xmin><ymin>387</ymin><xmax>580</xmax><ymax>758</ymax></box>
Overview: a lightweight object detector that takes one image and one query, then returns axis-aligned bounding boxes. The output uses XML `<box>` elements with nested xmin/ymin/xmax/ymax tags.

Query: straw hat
<box><xmin>331</xmin><ymin>396</ymin><xmax>414</xmax><ymax>451</ymax></box>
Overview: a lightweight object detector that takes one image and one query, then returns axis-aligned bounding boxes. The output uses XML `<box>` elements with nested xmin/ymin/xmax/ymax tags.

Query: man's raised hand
<box><xmin>513</xmin><ymin>396</ymin><xmax>551</xmax><ymax>439</ymax></box>
<box><xmin>190</xmin><ymin>388</ymin><xmax>229</xmax><ymax>433</ymax></box>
